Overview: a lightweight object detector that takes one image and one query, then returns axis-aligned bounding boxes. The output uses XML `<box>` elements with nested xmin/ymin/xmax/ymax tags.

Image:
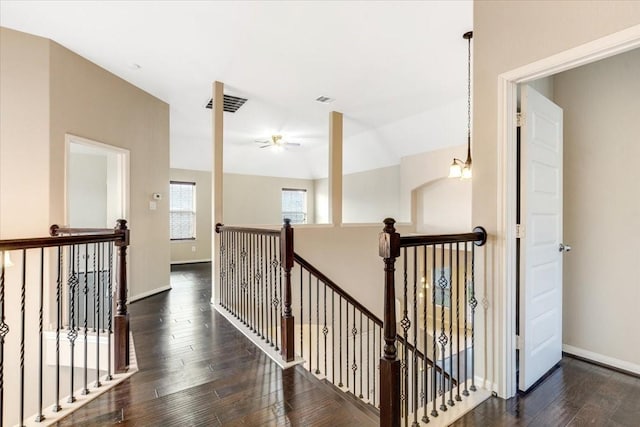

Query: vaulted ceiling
<box><xmin>1</xmin><ymin>1</ymin><xmax>473</xmax><ymax>179</ymax></box>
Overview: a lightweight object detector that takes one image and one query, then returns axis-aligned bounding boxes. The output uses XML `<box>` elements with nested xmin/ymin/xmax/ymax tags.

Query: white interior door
<box><xmin>519</xmin><ymin>85</ymin><xmax>564</xmax><ymax>392</ymax></box>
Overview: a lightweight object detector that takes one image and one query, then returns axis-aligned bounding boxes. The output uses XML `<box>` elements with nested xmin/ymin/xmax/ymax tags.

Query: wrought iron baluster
<box><xmin>352</xmin><ymin>304</ymin><xmax>358</xmax><ymax>397</ymax></box>
<box><xmin>0</xmin><ymin>250</ymin><xmax>5</xmax><ymax>426</ymax></box>
<box><xmin>273</xmin><ymin>236</ymin><xmax>279</xmax><ymax>351</ymax></box>
<box><xmin>323</xmin><ymin>282</ymin><xmax>328</xmax><ymax>377</ymax></box>
<box><xmin>448</xmin><ymin>243</ymin><xmax>455</xmax><ymax>407</ymax></box>
<box><xmin>463</xmin><ymin>242</ymin><xmax>469</xmax><ymax>396</ymax></box>
<box><xmin>95</xmin><ymin>243</ymin><xmax>102</xmax><ymax>388</ymax></box>
<box><xmin>470</xmin><ymin>243</ymin><xmax>477</xmax><ymax>392</ymax></box>
<box><xmin>20</xmin><ymin>249</ymin><xmax>26</xmax><ymax>426</ymax></box>
<box><xmin>346</xmin><ymin>301</ymin><xmax>349</xmax><ymax>390</ymax></box>
<box><xmin>82</xmin><ymin>244</ymin><xmax>89</xmax><ymax>396</ymax></box>
<box><xmin>331</xmin><ymin>288</ymin><xmax>335</xmax><ymax>385</ymax></box>
<box><xmin>455</xmin><ymin>242</ymin><xmax>462</xmax><ymax>402</ymax></box>
<box><xmin>401</xmin><ymin>247</ymin><xmax>409</xmax><ymax>425</ymax></box>
<box><xmin>53</xmin><ymin>247</ymin><xmax>62</xmax><ymax>411</ymax></box>
<box><xmin>68</xmin><ymin>245</ymin><xmax>78</xmax><ymax>403</ymax></box>
<box><xmin>372</xmin><ymin>321</ymin><xmax>375</xmax><ymax>406</ymax></box>
<box><xmin>260</xmin><ymin>235</ymin><xmax>265</xmax><ymax>340</ymax></box>
<box><xmin>315</xmin><ymin>278</ymin><xmax>320</xmax><ymax>374</ymax></box>
<box><xmin>338</xmin><ymin>295</ymin><xmax>343</xmax><ymax>388</ymax></box>
<box><xmin>250</xmin><ymin>234</ymin><xmax>255</xmax><ymax>332</ymax></box>
<box><xmin>431</xmin><ymin>244</ymin><xmax>438</xmax><ymax>417</ymax></box>
<box><xmin>412</xmin><ymin>246</ymin><xmax>419</xmax><ymax>426</ymax></box>
<box><xmin>439</xmin><ymin>244</ymin><xmax>448</xmax><ymax>412</ymax></box>
<box><xmin>366</xmin><ymin>317</ymin><xmax>370</xmax><ymax>403</ymax></box>
<box><xmin>267</xmin><ymin>235</ymin><xmax>273</xmax><ymax>346</ymax></box>
<box><xmin>106</xmin><ymin>243</ymin><xmax>113</xmax><ymax>382</ymax></box>
<box><xmin>278</xmin><ymin>237</ymin><xmax>282</xmax><ymax>352</ymax></box>
<box><xmin>359</xmin><ymin>311</ymin><xmax>363</xmax><ymax>399</ymax></box>
<box><xmin>300</xmin><ymin>264</ymin><xmax>303</xmax><ymax>357</ymax></box>
<box><xmin>422</xmin><ymin>245</ymin><xmax>429</xmax><ymax>424</ymax></box>
<box><xmin>35</xmin><ymin>248</ymin><xmax>45</xmax><ymax>422</ymax></box>
<box><xmin>308</xmin><ymin>271</ymin><xmax>312</xmax><ymax>370</ymax></box>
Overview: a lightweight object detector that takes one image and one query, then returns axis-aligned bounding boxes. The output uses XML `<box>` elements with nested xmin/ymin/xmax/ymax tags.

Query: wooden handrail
<box><xmin>0</xmin><ymin>231</ymin><xmax>126</xmax><ymax>250</ymax></box>
<box><xmin>49</xmin><ymin>225</ymin><xmax>119</xmax><ymax>236</ymax></box>
<box><xmin>399</xmin><ymin>227</ymin><xmax>487</xmax><ymax>248</ymax></box>
<box><xmin>215</xmin><ymin>223</ymin><xmax>280</xmax><ymax>236</ymax></box>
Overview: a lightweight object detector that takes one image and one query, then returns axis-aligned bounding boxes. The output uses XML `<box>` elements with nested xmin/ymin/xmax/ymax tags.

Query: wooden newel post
<box><xmin>379</xmin><ymin>218</ymin><xmax>401</xmax><ymax>427</ymax></box>
<box><xmin>114</xmin><ymin>219</ymin><xmax>130</xmax><ymax>373</ymax></box>
<box><xmin>280</xmin><ymin>218</ymin><xmax>295</xmax><ymax>362</ymax></box>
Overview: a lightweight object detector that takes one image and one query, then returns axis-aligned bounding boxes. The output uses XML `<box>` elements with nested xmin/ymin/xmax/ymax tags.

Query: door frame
<box><xmin>64</xmin><ymin>133</ymin><xmax>130</xmax><ymax>227</ymax></box>
<box><xmin>496</xmin><ymin>25</ymin><xmax>640</xmax><ymax>398</ymax></box>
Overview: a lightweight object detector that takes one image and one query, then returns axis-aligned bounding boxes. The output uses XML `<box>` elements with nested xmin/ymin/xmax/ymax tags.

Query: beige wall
<box><xmin>49</xmin><ymin>39</ymin><xmax>170</xmax><ymax>300</ymax></box>
<box><xmin>342</xmin><ymin>165</ymin><xmax>400</xmax><ymax>224</ymax></box>
<box><xmin>223</xmin><ymin>173</ymin><xmax>316</xmax><ymax>225</ymax></box>
<box><xmin>400</xmin><ymin>144</ymin><xmax>469</xmax><ymax>223</ymax></box>
<box><xmin>474</xmin><ymin>1</ymin><xmax>640</xmax><ymax>395</ymax></box>
<box><xmin>0</xmin><ymin>28</ymin><xmax>50</xmax><ymax>238</ymax></box>
<box><xmin>416</xmin><ymin>178</ymin><xmax>471</xmax><ymax>234</ymax></box>
<box><xmin>170</xmin><ymin>168</ymin><xmax>212</xmax><ymax>263</ymax></box>
<box><xmin>554</xmin><ymin>48</ymin><xmax>640</xmax><ymax>367</ymax></box>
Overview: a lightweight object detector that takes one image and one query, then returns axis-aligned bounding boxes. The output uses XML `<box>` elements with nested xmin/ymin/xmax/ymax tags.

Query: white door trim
<box><xmin>496</xmin><ymin>24</ymin><xmax>640</xmax><ymax>399</ymax></box>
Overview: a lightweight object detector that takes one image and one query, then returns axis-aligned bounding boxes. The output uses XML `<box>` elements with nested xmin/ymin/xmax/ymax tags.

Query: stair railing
<box><xmin>378</xmin><ymin>218</ymin><xmax>487</xmax><ymax>427</ymax></box>
<box><xmin>215</xmin><ymin>220</ymin><xmax>296</xmax><ymax>361</ymax></box>
<box><xmin>0</xmin><ymin>220</ymin><xmax>130</xmax><ymax>426</ymax></box>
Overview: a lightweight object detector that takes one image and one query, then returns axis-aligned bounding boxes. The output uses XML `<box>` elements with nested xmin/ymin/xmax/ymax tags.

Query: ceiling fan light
<box><xmin>449</xmin><ymin>161</ymin><xmax>462</xmax><ymax>178</ymax></box>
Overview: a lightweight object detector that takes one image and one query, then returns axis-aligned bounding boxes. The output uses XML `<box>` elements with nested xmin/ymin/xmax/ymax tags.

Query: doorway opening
<box><xmin>497</xmin><ymin>26</ymin><xmax>640</xmax><ymax>398</ymax></box>
<box><xmin>65</xmin><ymin>134</ymin><xmax>129</xmax><ymax>228</ymax></box>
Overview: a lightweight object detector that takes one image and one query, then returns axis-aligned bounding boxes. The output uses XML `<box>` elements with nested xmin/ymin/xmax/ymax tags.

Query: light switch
<box><xmin>149</xmin><ymin>201</ymin><xmax>157</xmax><ymax>210</ymax></box>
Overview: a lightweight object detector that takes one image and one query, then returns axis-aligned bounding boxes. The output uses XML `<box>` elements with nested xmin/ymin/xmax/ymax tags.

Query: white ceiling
<box><xmin>0</xmin><ymin>1</ymin><xmax>473</xmax><ymax>179</ymax></box>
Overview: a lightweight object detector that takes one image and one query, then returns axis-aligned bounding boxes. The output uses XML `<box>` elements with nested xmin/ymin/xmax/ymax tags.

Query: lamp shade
<box><xmin>461</xmin><ymin>165</ymin><xmax>472</xmax><ymax>180</ymax></box>
<box><xmin>449</xmin><ymin>162</ymin><xmax>462</xmax><ymax>178</ymax></box>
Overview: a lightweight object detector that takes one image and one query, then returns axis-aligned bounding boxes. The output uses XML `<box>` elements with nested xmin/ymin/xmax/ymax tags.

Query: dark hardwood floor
<box><xmin>54</xmin><ymin>263</ymin><xmax>378</xmax><ymax>426</ymax></box>
<box><xmin>453</xmin><ymin>356</ymin><xmax>640</xmax><ymax>427</ymax></box>
<box><xmin>52</xmin><ymin>262</ymin><xmax>639</xmax><ymax>426</ymax></box>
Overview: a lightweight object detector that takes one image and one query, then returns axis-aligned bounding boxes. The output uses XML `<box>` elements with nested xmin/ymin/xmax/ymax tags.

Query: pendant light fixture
<box><xmin>449</xmin><ymin>31</ymin><xmax>473</xmax><ymax>180</ymax></box>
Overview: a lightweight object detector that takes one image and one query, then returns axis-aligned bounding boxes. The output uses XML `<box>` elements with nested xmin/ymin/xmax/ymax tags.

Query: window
<box><xmin>281</xmin><ymin>188</ymin><xmax>307</xmax><ymax>224</ymax></box>
<box><xmin>170</xmin><ymin>181</ymin><xmax>196</xmax><ymax>240</ymax></box>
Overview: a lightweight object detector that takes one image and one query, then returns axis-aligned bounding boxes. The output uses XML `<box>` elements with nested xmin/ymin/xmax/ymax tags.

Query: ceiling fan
<box><xmin>254</xmin><ymin>135</ymin><xmax>301</xmax><ymax>150</ymax></box>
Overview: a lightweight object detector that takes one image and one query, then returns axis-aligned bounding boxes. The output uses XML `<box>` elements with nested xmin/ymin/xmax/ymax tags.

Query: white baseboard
<box><xmin>563</xmin><ymin>344</ymin><xmax>640</xmax><ymax>375</ymax></box>
<box><xmin>170</xmin><ymin>259</ymin><xmax>211</xmax><ymax>265</ymax></box>
<box><xmin>129</xmin><ymin>285</ymin><xmax>171</xmax><ymax>303</ymax></box>
<box><xmin>212</xmin><ymin>303</ymin><xmax>304</xmax><ymax>370</ymax></box>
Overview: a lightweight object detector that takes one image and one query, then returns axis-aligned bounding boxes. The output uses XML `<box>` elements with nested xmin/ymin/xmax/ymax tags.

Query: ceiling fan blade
<box><xmin>259</xmin><ymin>144</ymin><xmax>271</xmax><ymax>148</ymax></box>
<box><xmin>254</xmin><ymin>139</ymin><xmax>269</xmax><ymax>144</ymax></box>
<box><xmin>284</xmin><ymin>142</ymin><xmax>301</xmax><ymax>147</ymax></box>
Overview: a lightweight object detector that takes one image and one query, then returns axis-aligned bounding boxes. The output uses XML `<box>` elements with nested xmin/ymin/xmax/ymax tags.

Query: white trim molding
<box><xmin>170</xmin><ymin>259</ymin><xmax>211</xmax><ymax>265</ymax></box>
<box><xmin>496</xmin><ymin>24</ymin><xmax>640</xmax><ymax>399</ymax></box>
<box><xmin>563</xmin><ymin>345</ymin><xmax>640</xmax><ymax>376</ymax></box>
<box><xmin>129</xmin><ymin>285</ymin><xmax>171</xmax><ymax>303</ymax></box>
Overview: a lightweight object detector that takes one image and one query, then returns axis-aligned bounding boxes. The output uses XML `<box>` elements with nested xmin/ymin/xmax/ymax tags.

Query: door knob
<box><xmin>559</xmin><ymin>243</ymin><xmax>572</xmax><ymax>252</ymax></box>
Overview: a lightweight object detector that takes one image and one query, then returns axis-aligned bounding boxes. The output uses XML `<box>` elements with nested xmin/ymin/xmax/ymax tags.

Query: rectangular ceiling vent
<box><xmin>315</xmin><ymin>95</ymin><xmax>334</xmax><ymax>104</ymax></box>
<box><xmin>206</xmin><ymin>94</ymin><xmax>248</xmax><ymax>113</ymax></box>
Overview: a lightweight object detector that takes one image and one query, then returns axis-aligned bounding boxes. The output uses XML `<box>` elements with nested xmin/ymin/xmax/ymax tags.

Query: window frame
<box><xmin>169</xmin><ymin>180</ymin><xmax>197</xmax><ymax>241</ymax></box>
<box><xmin>281</xmin><ymin>188</ymin><xmax>308</xmax><ymax>224</ymax></box>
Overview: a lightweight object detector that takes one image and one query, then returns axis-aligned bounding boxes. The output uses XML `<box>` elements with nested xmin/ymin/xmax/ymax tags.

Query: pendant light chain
<box><xmin>467</xmin><ymin>35</ymin><xmax>471</xmax><ymax>139</ymax></box>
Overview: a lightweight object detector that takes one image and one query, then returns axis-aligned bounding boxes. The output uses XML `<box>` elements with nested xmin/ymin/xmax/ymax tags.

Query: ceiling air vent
<box><xmin>315</xmin><ymin>95</ymin><xmax>335</xmax><ymax>104</ymax></box>
<box><xmin>205</xmin><ymin>94</ymin><xmax>248</xmax><ymax>113</ymax></box>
